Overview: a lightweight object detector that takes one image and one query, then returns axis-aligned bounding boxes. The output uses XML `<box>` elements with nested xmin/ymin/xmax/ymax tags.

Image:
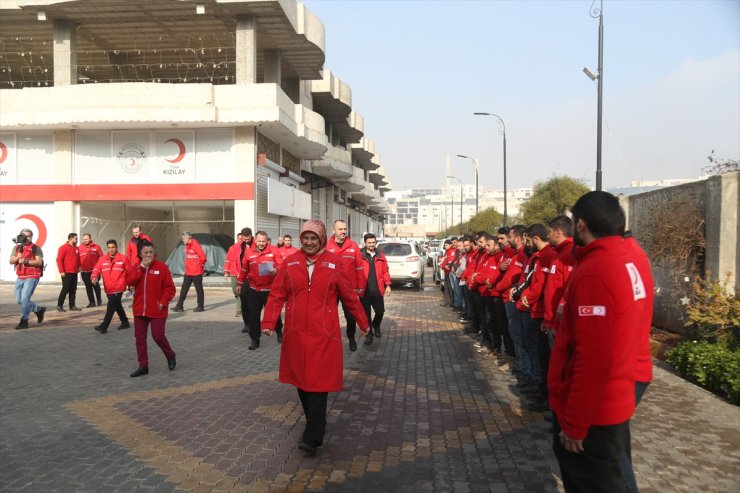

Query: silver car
<box><xmin>377</xmin><ymin>240</ymin><xmax>426</xmax><ymax>288</ymax></box>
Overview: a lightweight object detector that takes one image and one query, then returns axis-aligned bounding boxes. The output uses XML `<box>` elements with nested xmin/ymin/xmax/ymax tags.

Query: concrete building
<box><xmin>0</xmin><ymin>0</ymin><xmax>390</xmax><ymax>282</ymax></box>
<box><xmin>384</xmin><ymin>186</ymin><xmax>532</xmax><ymax>238</ymax></box>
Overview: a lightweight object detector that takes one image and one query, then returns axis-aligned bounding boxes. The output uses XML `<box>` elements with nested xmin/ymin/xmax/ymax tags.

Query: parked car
<box><xmin>377</xmin><ymin>240</ymin><xmax>426</xmax><ymax>288</ymax></box>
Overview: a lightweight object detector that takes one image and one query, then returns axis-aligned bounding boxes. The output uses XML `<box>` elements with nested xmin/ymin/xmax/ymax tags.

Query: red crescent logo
<box><xmin>0</xmin><ymin>141</ymin><xmax>7</xmax><ymax>164</ymax></box>
<box><xmin>16</xmin><ymin>214</ymin><xmax>47</xmax><ymax>248</ymax></box>
<box><xmin>164</xmin><ymin>138</ymin><xmax>186</xmax><ymax>164</ymax></box>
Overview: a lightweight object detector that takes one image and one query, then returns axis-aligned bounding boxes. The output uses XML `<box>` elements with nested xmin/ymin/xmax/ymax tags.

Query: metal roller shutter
<box><xmin>255</xmin><ymin>167</ymin><xmax>280</xmax><ymax>238</ymax></box>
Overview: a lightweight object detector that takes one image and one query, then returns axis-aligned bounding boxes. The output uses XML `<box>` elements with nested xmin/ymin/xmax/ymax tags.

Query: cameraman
<box><xmin>8</xmin><ymin>228</ymin><xmax>47</xmax><ymax>329</ymax></box>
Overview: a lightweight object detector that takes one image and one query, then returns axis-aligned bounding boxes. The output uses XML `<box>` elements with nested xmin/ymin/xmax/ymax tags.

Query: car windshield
<box><xmin>378</xmin><ymin>243</ymin><xmax>413</xmax><ymax>256</ymax></box>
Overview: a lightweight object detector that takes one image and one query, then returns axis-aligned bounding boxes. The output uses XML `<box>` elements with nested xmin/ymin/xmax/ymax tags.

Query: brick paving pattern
<box><xmin>1</xmin><ymin>282</ymin><xmax>738</xmax><ymax>492</ymax></box>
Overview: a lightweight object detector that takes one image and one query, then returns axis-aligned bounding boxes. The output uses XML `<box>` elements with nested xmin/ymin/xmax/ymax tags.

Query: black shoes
<box><xmin>36</xmin><ymin>306</ymin><xmax>46</xmax><ymax>324</ymax></box>
<box><xmin>87</xmin><ymin>302</ymin><xmax>96</xmax><ymax>308</ymax></box>
<box><xmin>364</xmin><ymin>333</ymin><xmax>373</xmax><ymax>346</ymax></box>
<box><xmin>193</xmin><ymin>306</ymin><xmax>205</xmax><ymax>312</ymax></box>
<box><xmin>130</xmin><ymin>366</ymin><xmax>149</xmax><ymax>377</ymax></box>
<box><xmin>97</xmin><ymin>300</ymin><xmax>103</xmax><ymax>306</ymax></box>
<box><xmin>118</xmin><ymin>322</ymin><xmax>131</xmax><ymax>330</ymax></box>
<box><xmin>69</xmin><ymin>306</ymin><xmax>82</xmax><ymax>311</ymax></box>
<box><xmin>241</xmin><ymin>326</ymin><xmax>249</xmax><ymax>333</ymax></box>
<box><xmin>94</xmin><ymin>325</ymin><xmax>108</xmax><ymax>334</ymax></box>
<box><xmin>14</xmin><ymin>318</ymin><xmax>29</xmax><ymax>330</ymax></box>
<box><xmin>248</xmin><ymin>339</ymin><xmax>260</xmax><ymax>350</ymax></box>
<box><xmin>297</xmin><ymin>441</ymin><xmax>317</xmax><ymax>456</ymax></box>
<box><xmin>168</xmin><ymin>354</ymin><xmax>176</xmax><ymax>371</ymax></box>
<box><xmin>374</xmin><ymin>327</ymin><xmax>382</xmax><ymax>338</ymax></box>
<box><xmin>56</xmin><ymin>306</ymin><xmax>65</xmax><ymax>312</ymax></box>
<box><xmin>348</xmin><ymin>339</ymin><xmax>357</xmax><ymax>352</ymax></box>
<box><xmin>172</xmin><ymin>306</ymin><xmax>184</xmax><ymax>313</ymax></box>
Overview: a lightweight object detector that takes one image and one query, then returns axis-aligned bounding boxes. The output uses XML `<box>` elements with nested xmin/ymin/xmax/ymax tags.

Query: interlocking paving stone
<box><xmin>1</xmin><ymin>282</ymin><xmax>739</xmax><ymax>492</ymax></box>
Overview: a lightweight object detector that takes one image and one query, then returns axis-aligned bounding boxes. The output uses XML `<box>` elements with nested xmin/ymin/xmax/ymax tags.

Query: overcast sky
<box><xmin>304</xmin><ymin>0</ymin><xmax>740</xmax><ymax>191</ymax></box>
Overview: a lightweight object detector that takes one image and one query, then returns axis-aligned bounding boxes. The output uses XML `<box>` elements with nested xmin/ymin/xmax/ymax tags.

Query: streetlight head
<box><xmin>456</xmin><ymin>154</ymin><xmax>469</xmax><ymax>159</ymax></box>
<box><xmin>583</xmin><ymin>67</ymin><xmax>599</xmax><ymax>81</ymax></box>
<box><xmin>473</xmin><ymin>112</ymin><xmax>490</xmax><ymax>116</ymax></box>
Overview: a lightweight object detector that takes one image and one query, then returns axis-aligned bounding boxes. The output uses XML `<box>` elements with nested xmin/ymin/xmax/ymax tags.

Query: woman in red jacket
<box><xmin>261</xmin><ymin>220</ymin><xmax>369</xmax><ymax>456</ymax></box>
<box><xmin>125</xmin><ymin>241</ymin><xmax>177</xmax><ymax>377</ymax></box>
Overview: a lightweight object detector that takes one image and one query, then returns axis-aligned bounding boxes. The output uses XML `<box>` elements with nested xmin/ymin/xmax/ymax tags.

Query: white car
<box><xmin>377</xmin><ymin>240</ymin><xmax>425</xmax><ymax>288</ymax></box>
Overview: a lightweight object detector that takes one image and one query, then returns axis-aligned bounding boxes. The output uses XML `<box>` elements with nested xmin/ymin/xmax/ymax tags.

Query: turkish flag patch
<box><xmin>579</xmin><ymin>305</ymin><xmax>606</xmax><ymax>316</ymax></box>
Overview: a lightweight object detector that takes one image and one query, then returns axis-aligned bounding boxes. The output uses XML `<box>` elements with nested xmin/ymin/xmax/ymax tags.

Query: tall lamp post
<box><xmin>456</xmin><ymin>154</ymin><xmax>479</xmax><ymax>214</ymax></box>
<box><xmin>447</xmin><ymin>175</ymin><xmax>463</xmax><ymax>231</ymax></box>
<box><xmin>583</xmin><ymin>0</ymin><xmax>605</xmax><ymax>191</ymax></box>
<box><xmin>473</xmin><ymin>112</ymin><xmax>507</xmax><ymax>225</ymax></box>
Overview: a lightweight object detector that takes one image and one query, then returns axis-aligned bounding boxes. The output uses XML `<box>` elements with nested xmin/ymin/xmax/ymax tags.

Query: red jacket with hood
<box><xmin>326</xmin><ymin>236</ymin><xmax>367</xmax><ymax>292</ymax></box>
<box><xmin>91</xmin><ymin>253</ymin><xmax>130</xmax><ymax>294</ymax></box>
<box><xmin>126</xmin><ymin>257</ymin><xmax>176</xmax><ymax>318</ymax></box>
<box><xmin>360</xmin><ymin>248</ymin><xmax>392</xmax><ymax>295</ymax></box>
<box><xmin>543</xmin><ymin>237</ymin><xmax>576</xmax><ymax>330</ymax></box>
<box><xmin>547</xmin><ymin>236</ymin><xmax>641</xmax><ymax>440</ymax></box>
<box><xmin>126</xmin><ymin>233</ymin><xmax>153</xmax><ymax>260</ymax></box>
<box><xmin>183</xmin><ymin>238</ymin><xmax>207</xmax><ymax>276</ymax></box>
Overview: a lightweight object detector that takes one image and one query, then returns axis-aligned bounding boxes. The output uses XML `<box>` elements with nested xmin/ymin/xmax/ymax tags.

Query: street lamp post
<box><xmin>457</xmin><ymin>154</ymin><xmax>479</xmax><ymax>214</ymax></box>
<box><xmin>447</xmin><ymin>175</ymin><xmax>463</xmax><ymax>231</ymax></box>
<box><xmin>473</xmin><ymin>112</ymin><xmax>507</xmax><ymax>225</ymax></box>
<box><xmin>584</xmin><ymin>0</ymin><xmax>604</xmax><ymax>190</ymax></box>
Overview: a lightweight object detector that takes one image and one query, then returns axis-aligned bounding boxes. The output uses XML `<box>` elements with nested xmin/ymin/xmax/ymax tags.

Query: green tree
<box><xmin>436</xmin><ymin>207</ymin><xmax>503</xmax><ymax>238</ymax></box>
<box><xmin>519</xmin><ymin>176</ymin><xmax>590</xmax><ymax>225</ymax></box>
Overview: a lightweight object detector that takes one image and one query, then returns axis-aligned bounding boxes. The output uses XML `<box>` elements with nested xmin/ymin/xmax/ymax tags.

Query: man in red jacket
<box><xmin>548</xmin><ymin>191</ymin><xmax>643</xmax><ymax>491</ymax></box>
<box><xmin>9</xmin><ymin>228</ymin><xmax>46</xmax><ymax>330</ymax></box>
<box><xmin>79</xmin><ymin>233</ymin><xmax>104</xmax><ymax>307</ymax></box>
<box><xmin>224</xmin><ymin>230</ymin><xmax>247</xmax><ymax>317</ymax></box>
<box><xmin>91</xmin><ymin>239</ymin><xmax>131</xmax><ymax>333</ymax></box>
<box><xmin>359</xmin><ymin>233</ymin><xmax>392</xmax><ymax>346</ymax></box>
<box><xmin>172</xmin><ymin>232</ymin><xmax>207</xmax><ymax>313</ymax></box>
<box><xmin>278</xmin><ymin>234</ymin><xmax>299</xmax><ymax>261</ymax></box>
<box><xmin>56</xmin><ymin>233</ymin><xmax>81</xmax><ymax>312</ymax></box>
<box><xmin>126</xmin><ymin>225</ymin><xmax>153</xmax><ymax>261</ymax></box>
<box><xmin>496</xmin><ymin>225</ymin><xmax>529</xmax><ymax>375</ymax></box>
<box><xmin>236</xmin><ymin>231</ymin><xmax>283</xmax><ymax>350</ymax></box>
<box><xmin>543</xmin><ymin>216</ymin><xmax>576</xmax><ymax>336</ymax></box>
<box><xmin>325</xmin><ymin>219</ymin><xmax>367</xmax><ymax>352</ymax></box>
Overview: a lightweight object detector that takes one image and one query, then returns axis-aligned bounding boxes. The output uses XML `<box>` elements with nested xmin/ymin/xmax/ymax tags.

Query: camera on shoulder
<box><xmin>12</xmin><ymin>234</ymin><xmax>29</xmax><ymax>246</ymax></box>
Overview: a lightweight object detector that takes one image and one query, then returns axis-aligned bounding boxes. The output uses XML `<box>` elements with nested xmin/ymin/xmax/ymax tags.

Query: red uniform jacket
<box><xmin>547</xmin><ymin>236</ymin><xmax>642</xmax><ymax>440</ymax></box>
<box><xmin>360</xmin><ymin>248</ymin><xmax>391</xmax><ymax>295</ymax></box>
<box><xmin>278</xmin><ymin>245</ymin><xmax>299</xmax><ymax>261</ymax></box>
<box><xmin>543</xmin><ymin>237</ymin><xmax>576</xmax><ymax>330</ymax></box>
<box><xmin>463</xmin><ymin>248</ymin><xmax>484</xmax><ymax>287</ymax></box>
<box><xmin>495</xmin><ymin>246</ymin><xmax>526</xmax><ymax>303</ymax></box>
<box><xmin>91</xmin><ymin>253</ymin><xmax>131</xmax><ymax>294</ymax></box>
<box><xmin>56</xmin><ymin>243</ymin><xmax>80</xmax><ymax>274</ymax></box>
<box><xmin>223</xmin><ymin>241</ymin><xmax>245</xmax><ymax>277</ymax></box>
<box><xmin>440</xmin><ymin>246</ymin><xmax>458</xmax><ymax>273</ymax></box>
<box><xmin>183</xmin><ymin>238</ymin><xmax>207</xmax><ymax>276</ymax></box>
<box><xmin>261</xmin><ymin>250</ymin><xmax>369</xmax><ymax>392</ymax></box>
<box><xmin>237</xmin><ymin>244</ymin><xmax>283</xmax><ymax>291</ymax></box>
<box><xmin>519</xmin><ymin>244</ymin><xmax>557</xmax><ymax>318</ymax></box>
<box><xmin>624</xmin><ymin>236</ymin><xmax>655</xmax><ymax>384</ymax></box>
<box><xmin>126</xmin><ymin>258</ymin><xmax>176</xmax><ymax>319</ymax></box>
<box><xmin>79</xmin><ymin>242</ymin><xmax>103</xmax><ymax>272</ymax></box>
<box><xmin>326</xmin><ymin>236</ymin><xmax>367</xmax><ymax>292</ymax></box>
<box><xmin>473</xmin><ymin>252</ymin><xmax>499</xmax><ymax>296</ymax></box>
<box><xmin>14</xmin><ymin>243</ymin><xmax>43</xmax><ymax>279</ymax></box>
<box><xmin>126</xmin><ymin>233</ymin><xmax>153</xmax><ymax>260</ymax></box>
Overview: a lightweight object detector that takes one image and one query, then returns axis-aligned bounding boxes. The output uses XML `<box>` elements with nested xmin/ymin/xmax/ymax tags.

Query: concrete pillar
<box><xmin>235</xmin><ymin>15</ymin><xmax>257</xmax><ymax>84</ymax></box>
<box><xmin>705</xmin><ymin>172</ymin><xmax>739</xmax><ymax>295</ymax></box>
<box><xmin>234</xmin><ymin>127</ymin><xmax>256</xmax><ymax>234</ymax></box>
<box><xmin>264</xmin><ymin>49</ymin><xmax>281</xmax><ymax>86</ymax></box>
<box><xmin>54</xmin><ymin>130</ymin><xmax>76</xmax><ymax>281</ymax></box>
<box><xmin>53</xmin><ymin>20</ymin><xmax>77</xmax><ymax>86</ymax></box>
<box><xmin>282</xmin><ymin>77</ymin><xmax>299</xmax><ymax>104</ymax></box>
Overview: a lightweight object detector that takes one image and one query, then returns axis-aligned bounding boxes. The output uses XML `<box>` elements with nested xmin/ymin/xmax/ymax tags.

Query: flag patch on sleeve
<box><xmin>579</xmin><ymin>305</ymin><xmax>606</xmax><ymax>316</ymax></box>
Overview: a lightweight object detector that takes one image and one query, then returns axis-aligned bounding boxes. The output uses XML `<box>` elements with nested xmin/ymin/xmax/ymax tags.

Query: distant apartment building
<box><xmin>384</xmin><ymin>186</ymin><xmax>532</xmax><ymax>238</ymax></box>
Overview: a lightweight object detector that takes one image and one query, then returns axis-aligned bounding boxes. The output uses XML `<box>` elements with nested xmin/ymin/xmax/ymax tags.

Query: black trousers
<box><xmin>553</xmin><ymin>415</ymin><xmax>631</xmax><ymax>493</ymax></box>
<box><xmin>482</xmin><ymin>296</ymin><xmax>495</xmax><ymax>347</ymax></box>
<box><xmin>246</xmin><ymin>288</ymin><xmax>282</xmax><ymax>341</ymax></box>
<box><xmin>57</xmin><ymin>273</ymin><xmax>78</xmax><ymax>308</ymax></box>
<box><xmin>470</xmin><ymin>290</ymin><xmax>486</xmax><ymax>334</ymax></box>
<box><xmin>361</xmin><ymin>288</ymin><xmax>385</xmax><ymax>329</ymax></box>
<box><xmin>99</xmin><ymin>292</ymin><xmax>129</xmax><ymax>329</ymax></box>
<box><xmin>492</xmin><ymin>297</ymin><xmax>515</xmax><ymax>355</ymax></box>
<box><xmin>239</xmin><ymin>283</ymin><xmax>251</xmax><ymax>328</ymax></box>
<box><xmin>176</xmin><ymin>275</ymin><xmax>204</xmax><ymax>308</ymax></box>
<box><xmin>80</xmin><ymin>271</ymin><xmax>102</xmax><ymax>305</ymax></box>
<box><xmin>338</xmin><ymin>298</ymin><xmax>357</xmax><ymax>340</ymax></box>
<box><xmin>297</xmin><ymin>389</ymin><xmax>328</xmax><ymax>447</ymax></box>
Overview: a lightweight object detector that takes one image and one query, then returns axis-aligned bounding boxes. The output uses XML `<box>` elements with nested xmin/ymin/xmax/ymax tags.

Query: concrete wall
<box><xmin>622</xmin><ymin>172</ymin><xmax>739</xmax><ymax>332</ymax></box>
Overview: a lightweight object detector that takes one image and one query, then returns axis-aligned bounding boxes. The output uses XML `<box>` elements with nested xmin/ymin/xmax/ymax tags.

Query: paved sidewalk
<box><xmin>0</xmin><ymin>282</ymin><xmax>738</xmax><ymax>492</ymax></box>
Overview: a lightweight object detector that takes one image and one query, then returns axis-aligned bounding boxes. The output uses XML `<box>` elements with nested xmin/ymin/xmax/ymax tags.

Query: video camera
<box><xmin>12</xmin><ymin>234</ymin><xmax>30</xmax><ymax>246</ymax></box>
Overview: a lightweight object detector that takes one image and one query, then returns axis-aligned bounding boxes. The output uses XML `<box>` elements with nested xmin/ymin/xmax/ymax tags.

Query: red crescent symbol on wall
<box><xmin>16</xmin><ymin>214</ymin><xmax>48</xmax><ymax>248</ymax></box>
<box><xmin>0</xmin><ymin>142</ymin><xmax>7</xmax><ymax>164</ymax></box>
<box><xmin>164</xmin><ymin>138</ymin><xmax>186</xmax><ymax>164</ymax></box>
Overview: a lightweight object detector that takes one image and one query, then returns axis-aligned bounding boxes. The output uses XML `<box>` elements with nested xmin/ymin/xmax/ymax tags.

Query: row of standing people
<box><xmin>440</xmin><ymin>191</ymin><xmax>654</xmax><ymax>493</ymax></box>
